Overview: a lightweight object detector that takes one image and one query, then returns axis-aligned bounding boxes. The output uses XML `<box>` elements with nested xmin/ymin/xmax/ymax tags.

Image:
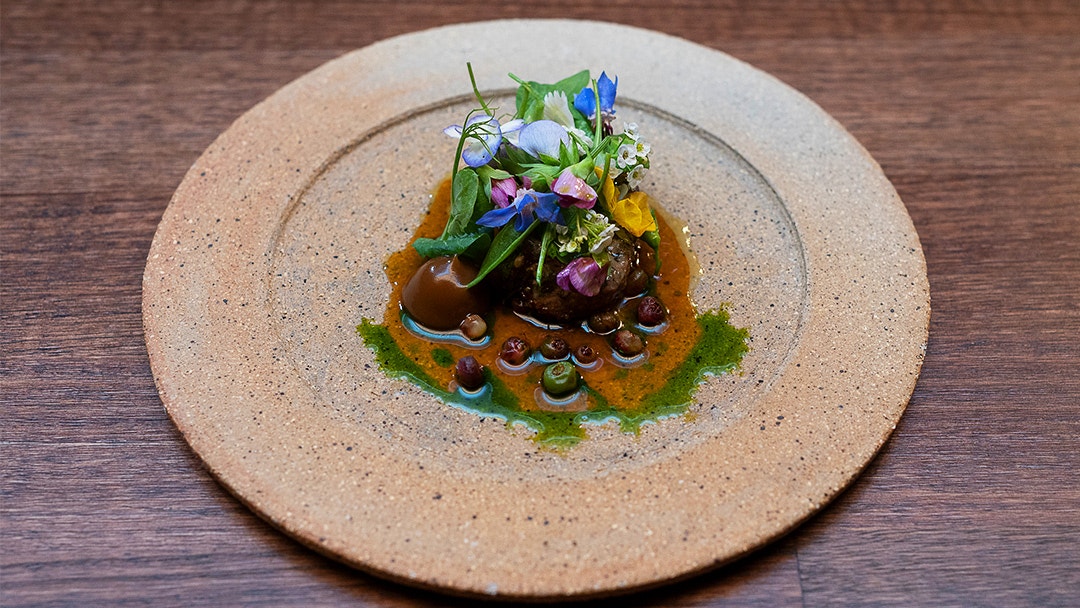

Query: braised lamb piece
<box><xmin>492</xmin><ymin>232</ymin><xmax>655</xmax><ymax>325</ymax></box>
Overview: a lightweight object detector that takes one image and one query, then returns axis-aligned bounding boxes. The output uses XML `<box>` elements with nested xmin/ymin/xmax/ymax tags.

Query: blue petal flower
<box><xmin>476</xmin><ymin>190</ymin><xmax>563</xmax><ymax>231</ymax></box>
<box><xmin>597</xmin><ymin>72</ymin><xmax>617</xmax><ymax>113</ymax></box>
<box><xmin>573</xmin><ymin>72</ymin><xmax>618</xmax><ymax>120</ymax></box>
<box><xmin>516</xmin><ymin>120</ymin><xmax>569</xmax><ymax>159</ymax></box>
<box><xmin>524</xmin><ymin>192</ymin><xmax>564</xmax><ymax>227</ymax></box>
<box><xmin>443</xmin><ymin>114</ymin><xmax>511</xmax><ymax>168</ymax></box>
<box><xmin>573</xmin><ymin>87</ymin><xmax>596</xmax><ymax>118</ymax></box>
<box><xmin>475</xmin><ymin>203</ymin><xmax>519</xmax><ymax>229</ymax></box>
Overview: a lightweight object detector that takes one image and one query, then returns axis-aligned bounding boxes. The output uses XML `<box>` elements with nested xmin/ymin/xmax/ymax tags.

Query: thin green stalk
<box><xmin>592</xmin><ymin>77</ymin><xmax>602</xmax><ymax>143</ymax></box>
<box><xmin>467</xmin><ymin>63</ymin><xmax>492</xmax><ymax>115</ymax></box>
<box><xmin>536</xmin><ymin>224</ymin><xmax>553</xmax><ymax>285</ymax></box>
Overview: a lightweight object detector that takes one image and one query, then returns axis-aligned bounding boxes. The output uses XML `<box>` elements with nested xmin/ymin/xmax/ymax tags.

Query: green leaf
<box><xmin>522</xmin><ymin>163</ymin><xmax>560</xmax><ymax>190</ymax></box>
<box><xmin>476</xmin><ymin>165</ymin><xmax>513</xmax><ymax>181</ymax></box>
<box><xmin>574</xmin><ymin>113</ymin><xmax>592</xmax><ymax>135</ymax></box>
<box><xmin>514</xmin><ymin>70</ymin><xmax>590</xmax><ymax>121</ymax></box>
<box><xmin>442</xmin><ymin>168</ymin><xmax>479</xmax><ymax>238</ymax></box>
<box><xmin>558</xmin><ymin>140</ymin><xmax>576</xmax><ymax>168</ymax></box>
<box><xmin>413</xmin><ymin>232</ymin><xmax>489</xmax><ymax>259</ymax></box>
<box><xmin>467</xmin><ymin>221</ymin><xmax>539</xmax><ymax>288</ymax></box>
<box><xmin>470</xmin><ymin>183</ymin><xmax>493</xmax><ymax>225</ymax></box>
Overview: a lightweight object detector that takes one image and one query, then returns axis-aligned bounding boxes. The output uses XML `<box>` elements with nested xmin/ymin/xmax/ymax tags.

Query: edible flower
<box><xmin>555</xmin><ymin>209</ymin><xmax>617</xmax><ymax>255</ymax></box>
<box><xmin>552</xmin><ymin>168</ymin><xmax>597</xmax><ymax>209</ymax></box>
<box><xmin>609</xmin><ymin>191</ymin><xmax>657</xmax><ymax>237</ymax></box>
<box><xmin>443</xmin><ymin>115</ymin><xmax>524</xmax><ymax>167</ymax></box>
<box><xmin>556</xmin><ymin>256</ymin><xmax>605</xmax><ymax>297</ymax></box>
<box><xmin>573</xmin><ymin>72</ymin><xmax>618</xmax><ymax>121</ymax></box>
<box><xmin>516</xmin><ymin>120</ymin><xmax>570</xmax><ymax>160</ymax></box>
<box><xmin>593</xmin><ymin>167</ymin><xmax>616</xmax><ymax>207</ymax></box>
<box><xmin>542</xmin><ymin>91</ymin><xmax>575</xmax><ymax>129</ymax></box>
<box><xmin>476</xmin><ymin>189</ymin><xmax>562</xmax><ymax>232</ymax></box>
<box><xmin>490</xmin><ymin>177</ymin><xmax>518</xmax><ymax>208</ymax></box>
<box><xmin>543</xmin><ymin>91</ymin><xmax>593</xmax><ymax>150</ymax></box>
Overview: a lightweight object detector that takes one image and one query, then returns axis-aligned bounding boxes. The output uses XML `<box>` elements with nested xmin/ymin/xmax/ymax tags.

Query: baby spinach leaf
<box><xmin>466</xmin><ymin>221</ymin><xmax>539</xmax><ymax>287</ymax></box>
<box><xmin>412</xmin><ymin>231</ymin><xmax>490</xmax><ymax>259</ymax></box>
<box><xmin>441</xmin><ymin>167</ymin><xmax>479</xmax><ymax>239</ymax></box>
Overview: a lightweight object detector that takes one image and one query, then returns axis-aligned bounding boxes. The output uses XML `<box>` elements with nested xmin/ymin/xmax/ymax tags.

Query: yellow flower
<box><xmin>594</xmin><ymin>167</ymin><xmax>616</xmax><ymax>208</ymax></box>
<box><xmin>609</xmin><ymin>191</ymin><xmax>657</xmax><ymax>237</ymax></box>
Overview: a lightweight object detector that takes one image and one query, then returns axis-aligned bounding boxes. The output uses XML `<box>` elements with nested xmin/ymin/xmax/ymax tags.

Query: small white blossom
<box><xmin>627</xmin><ymin>165</ymin><xmax>648</xmax><ymax>189</ymax></box>
<box><xmin>634</xmin><ymin>138</ymin><xmax>651</xmax><ymax>158</ymax></box>
<box><xmin>555</xmin><ymin>223</ymin><xmax>587</xmax><ymax>254</ymax></box>
<box><xmin>615</xmin><ymin>143</ymin><xmax>637</xmax><ymax>168</ymax></box>
<box><xmin>622</xmin><ymin>122</ymin><xmax>639</xmax><ymax>138</ymax></box>
<box><xmin>589</xmin><ymin>222</ymin><xmax>618</xmax><ymax>255</ymax></box>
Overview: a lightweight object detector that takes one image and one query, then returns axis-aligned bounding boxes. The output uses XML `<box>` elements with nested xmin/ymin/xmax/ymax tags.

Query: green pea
<box><xmin>542</xmin><ymin>361</ymin><xmax>579</xmax><ymax>396</ymax></box>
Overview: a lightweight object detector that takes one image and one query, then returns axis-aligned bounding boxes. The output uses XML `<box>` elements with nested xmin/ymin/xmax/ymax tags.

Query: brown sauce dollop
<box><xmin>401</xmin><ymin>255</ymin><xmax>488</xmax><ymax>330</ymax></box>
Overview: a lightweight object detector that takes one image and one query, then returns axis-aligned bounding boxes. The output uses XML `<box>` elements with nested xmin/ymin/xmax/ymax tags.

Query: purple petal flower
<box><xmin>552</xmin><ymin>168</ymin><xmax>597</xmax><ymax>209</ymax></box>
<box><xmin>500</xmin><ymin>118</ymin><xmax>525</xmax><ymax>146</ymax></box>
<box><xmin>491</xmin><ymin>177</ymin><xmax>518</xmax><ymax>208</ymax></box>
<box><xmin>556</xmin><ymin>257</ymin><xmax>605</xmax><ymax>297</ymax></box>
<box><xmin>444</xmin><ymin>115</ymin><xmax>511</xmax><ymax>168</ymax></box>
<box><xmin>516</xmin><ymin>120</ymin><xmax>570</xmax><ymax>159</ymax></box>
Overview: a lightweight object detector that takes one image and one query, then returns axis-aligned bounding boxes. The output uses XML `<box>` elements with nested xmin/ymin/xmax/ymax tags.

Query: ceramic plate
<box><xmin>143</xmin><ymin>20</ymin><xmax>929</xmax><ymax>600</ymax></box>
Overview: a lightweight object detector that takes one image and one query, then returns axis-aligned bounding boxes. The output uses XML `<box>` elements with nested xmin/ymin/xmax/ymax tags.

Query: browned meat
<box><xmin>491</xmin><ymin>232</ymin><xmax>652</xmax><ymax>325</ymax></box>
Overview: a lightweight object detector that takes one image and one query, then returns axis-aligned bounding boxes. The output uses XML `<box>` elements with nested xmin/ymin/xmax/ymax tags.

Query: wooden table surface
<box><xmin>3</xmin><ymin>2</ymin><xmax>1078</xmax><ymax>606</ymax></box>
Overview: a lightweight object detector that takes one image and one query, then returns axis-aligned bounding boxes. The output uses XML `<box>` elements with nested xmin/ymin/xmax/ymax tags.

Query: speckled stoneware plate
<box><xmin>143</xmin><ymin>20</ymin><xmax>929</xmax><ymax>600</ymax></box>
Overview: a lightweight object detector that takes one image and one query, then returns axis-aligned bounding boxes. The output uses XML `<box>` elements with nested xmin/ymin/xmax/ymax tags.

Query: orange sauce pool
<box><xmin>382</xmin><ymin>178</ymin><xmax>702</xmax><ymax>413</ymax></box>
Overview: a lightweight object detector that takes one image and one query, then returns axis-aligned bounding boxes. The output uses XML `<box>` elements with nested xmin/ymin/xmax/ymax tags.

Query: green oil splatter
<box><xmin>640</xmin><ymin>310</ymin><xmax>750</xmax><ymax>411</ymax></box>
<box><xmin>357</xmin><ymin>310</ymin><xmax>748</xmax><ymax>448</ymax></box>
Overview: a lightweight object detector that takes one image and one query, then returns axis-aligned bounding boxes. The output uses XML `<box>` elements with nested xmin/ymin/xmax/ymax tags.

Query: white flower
<box><xmin>622</xmin><ymin>122</ymin><xmax>639</xmax><ymax>138</ymax></box>
<box><xmin>555</xmin><ymin>223</ymin><xmax>587</xmax><ymax>254</ymax></box>
<box><xmin>544</xmin><ymin>91</ymin><xmax>593</xmax><ymax>152</ymax></box>
<box><xmin>555</xmin><ymin>209</ymin><xmax>618</xmax><ymax>255</ymax></box>
<box><xmin>627</xmin><ymin>165</ymin><xmax>648</xmax><ymax>189</ymax></box>
<box><xmin>543</xmin><ymin>91</ymin><xmax>575</xmax><ymax>128</ymax></box>
<box><xmin>634</xmin><ymin>138</ymin><xmax>651</xmax><ymax>159</ymax></box>
<box><xmin>615</xmin><ymin>143</ymin><xmax>637</xmax><ymax>168</ymax></box>
<box><xmin>589</xmin><ymin>221</ymin><xmax>618</xmax><ymax>255</ymax></box>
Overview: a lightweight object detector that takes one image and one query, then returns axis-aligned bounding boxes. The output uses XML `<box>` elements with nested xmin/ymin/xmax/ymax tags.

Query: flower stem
<box><xmin>467</xmin><ymin>63</ymin><xmax>492</xmax><ymax>115</ymax></box>
<box><xmin>592</xmin><ymin>78</ymin><xmax>602</xmax><ymax>143</ymax></box>
<box><xmin>536</xmin><ymin>224</ymin><xmax>554</xmax><ymax>286</ymax></box>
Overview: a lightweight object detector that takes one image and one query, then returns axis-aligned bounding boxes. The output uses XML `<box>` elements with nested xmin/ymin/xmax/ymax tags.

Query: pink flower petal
<box><xmin>556</xmin><ymin>257</ymin><xmax>605</xmax><ymax>297</ymax></box>
<box><xmin>491</xmin><ymin>178</ymin><xmax>517</xmax><ymax>208</ymax></box>
<box><xmin>552</xmin><ymin>169</ymin><xmax>597</xmax><ymax>209</ymax></box>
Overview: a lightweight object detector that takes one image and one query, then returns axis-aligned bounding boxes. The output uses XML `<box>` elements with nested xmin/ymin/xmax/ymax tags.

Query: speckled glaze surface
<box><xmin>143</xmin><ymin>20</ymin><xmax>929</xmax><ymax>600</ymax></box>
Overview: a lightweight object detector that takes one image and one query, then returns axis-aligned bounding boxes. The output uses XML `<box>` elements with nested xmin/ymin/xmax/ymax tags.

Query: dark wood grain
<box><xmin>3</xmin><ymin>1</ymin><xmax>1078</xmax><ymax>606</ymax></box>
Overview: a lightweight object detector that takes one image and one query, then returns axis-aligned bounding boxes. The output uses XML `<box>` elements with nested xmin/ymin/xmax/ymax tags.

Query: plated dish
<box><xmin>143</xmin><ymin>20</ymin><xmax>929</xmax><ymax>599</ymax></box>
